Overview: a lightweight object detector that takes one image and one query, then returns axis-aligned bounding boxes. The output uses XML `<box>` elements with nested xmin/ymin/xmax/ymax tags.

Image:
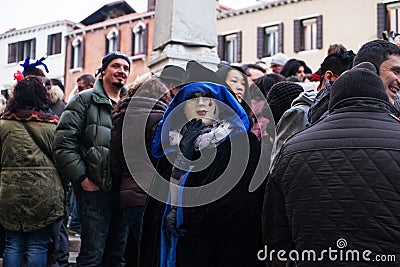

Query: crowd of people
<box><xmin>0</xmin><ymin>38</ymin><xmax>399</xmax><ymax>267</ymax></box>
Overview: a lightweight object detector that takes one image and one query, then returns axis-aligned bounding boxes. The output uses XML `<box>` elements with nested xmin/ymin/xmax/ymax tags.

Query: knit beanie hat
<box><xmin>328</xmin><ymin>63</ymin><xmax>388</xmax><ymax>112</ymax></box>
<box><xmin>100</xmin><ymin>51</ymin><xmax>130</xmax><ymax>72</ymax></box>
<box><xmin>271</xmin><ymin>53</ymin><xmax>288</xmax><ymax>66</ymax></box>
<box><xmin>266</xmin><ymin>81</ymin><xmax>304</xmax><ymax>123</ymax></box>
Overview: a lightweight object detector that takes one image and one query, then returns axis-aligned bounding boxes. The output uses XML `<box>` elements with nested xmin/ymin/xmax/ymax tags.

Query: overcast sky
<box><xmin>0</xmin><ymin>0</ymin><xmax>260</xmax><ymax>34</ymax></box>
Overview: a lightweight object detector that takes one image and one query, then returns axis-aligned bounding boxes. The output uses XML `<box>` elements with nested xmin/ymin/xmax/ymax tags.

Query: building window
<box><xmin>217</xmin><ymin>31</ymin><xmax>242</xmax><ymax>63</ymax></box>
<box><xmin>257</xmin><ymin>23</ymin><xmax>283</xmax><ymax>59</ymax></box>
<box><xmin>302</xmin><ymin>18</ymin><xmax>317</xmax><ymax>50</ymax></box>
<box><xmin>7</xmin><ymin>39</ymin><xmax>36</xmax><ymax>64</ymax></box>
<box><xmin>71</xmin><ymin>37</ymin><xmax>84</xmax><ymax>69</ymax></box>
<box><xmin>225</xmin><ymin>34</ymin><xmax>238</xmax><ymax>63</ymax></box>
<box><xmin>294</xmin><ymin>15</ymin><xmax>322</xmax><ymax>53</ymax></box>
<box><xmin>131</xmin><ymin>22</ymin><xmax>148</xmax><ymax>56</ymax></box>
<box><xmin>388</xmin><ymin>2</ymin><xmax>400</xmax><ymax>33</ymax></box>
<box><xmin>378</xmin><ymin>2</ymin><xmax>400</xmax><ymax>38</ymax></box>
<box><xmin>106</xmin><ymin>29</ymin><xmax>119</xmax><ymax>54</ymax></box>
<box><xmin>47</xmin><ymin>32</ymin><xmax>62</xmax><ymax>56</ymax></box>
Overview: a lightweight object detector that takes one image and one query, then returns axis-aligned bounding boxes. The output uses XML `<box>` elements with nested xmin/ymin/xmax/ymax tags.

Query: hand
<box><xmin>179</xmin><ymin>119</ymin><xmax>203</xmax><ymax>160</ymax></box>
<box><xmin>164</xmin><ymin>207</ymin><xmax>185</xmax><ymax>240</ymax></box>
<box><xmin>81</xmin><ymin>177</ymin><xmax>99</xmax><ymax>191</ymax></box>
<box><xmin>171</xmin><ymin>119</ymin><xmax>203</xmax><ymax>180</ymax></box>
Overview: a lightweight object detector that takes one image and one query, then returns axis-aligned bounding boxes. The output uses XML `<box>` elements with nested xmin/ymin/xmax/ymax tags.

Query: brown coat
<box><xmin>111</xmin><ymin>97</ymin><xmax>167</xmax><ymax>208</ymax></box>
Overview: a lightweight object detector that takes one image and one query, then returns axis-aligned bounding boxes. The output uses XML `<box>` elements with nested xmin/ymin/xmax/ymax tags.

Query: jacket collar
<box><xmin>92</xmin><ymin>79</ymin><xmax>127</xmax><ymax>105</ymax></box>
<box><xmin>329</xmin><ymin>97</ymin><xmax>398</xmax><ymax>116</ymax></box>
<box><xmin>1</xmin><ymin>109</ymin><xmax>59</xmax><ymax>124</ymax></box>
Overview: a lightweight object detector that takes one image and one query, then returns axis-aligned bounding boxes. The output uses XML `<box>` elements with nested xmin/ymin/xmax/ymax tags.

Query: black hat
<box><xmin>159</xmin><ymin>65</ymin><xmax>186</xmax><ymax>87</ymax></box>
<box><xmin>100</xmin><ymin>51</ymin><xmax>130</xmax><ymax>72</ymax></box>
<box><xmin>328</xmin><ymin>62</ymin><xmax>389</xmax><ymax>112</ymax></box>
<box><xmin>266</xmin><ymin>81</ymin><xmax>304</xmax><ymax>123</ymax></box>
<box><xmin>182</xmin><ymin>60</ymin><xmax>229</xmax><ymax>88</ymax></box>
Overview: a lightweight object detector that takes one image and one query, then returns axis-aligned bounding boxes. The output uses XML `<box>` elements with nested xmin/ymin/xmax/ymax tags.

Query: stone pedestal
<box><xmin>148</xmin><ymin>0</ymin><xmax>220</xmax><ymax>73</ymax></box>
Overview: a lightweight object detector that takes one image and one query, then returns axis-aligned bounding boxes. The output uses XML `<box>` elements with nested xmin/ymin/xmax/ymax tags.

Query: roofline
<box><xmin>0</xmin><ymin>20</ymin><xmax>76</xmax><ymax>38</ymax></box>
<box><xmin>80</xmin><ymin>0</ymin><xmax>136</xmax><ymax>25</ymax></box>
<box><xmin>217</xmin><ymin>0</ymin><xmax>312</xmax><ymax>20</ymax></box>
<box><xmin>68</xmin><ymin>11</ymin><xmax>155</xmax><ymax>37</ymax></box>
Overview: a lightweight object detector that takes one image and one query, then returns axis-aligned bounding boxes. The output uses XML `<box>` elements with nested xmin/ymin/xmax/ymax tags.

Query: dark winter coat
<box><xmin>139</xmin><ymin>82</ymin><xmax>264</xmax><ymax>267</ymax></box>
<box><xmin>308</xmin><ymin>81</ymin><xmax>332</xmax><ymax>124</ymax></box>
<box><xmin>54</xmin><ymin>79</ymin><xmax>127</xmax><ymax>191</ymax></box>
<box><xmin>110</xmin><ymin>96</ymin><xmax>168</xmax><ymax>209</ymax></box>
<box><xmin>270</xmin><ymin>91</ymin><xmax>316</xmax><ymax>166</ymax></box>
<box><xmin>263</xmin><ymin>98</ymin><xmax>400</xmax><ymax>266</ymax></box>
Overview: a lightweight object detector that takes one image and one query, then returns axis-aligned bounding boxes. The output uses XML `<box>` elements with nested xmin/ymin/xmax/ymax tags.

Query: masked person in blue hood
<box><xmin>139</xmin><ymin>62</ymin><xmax>264</xmax><ymax>267</ymax></box>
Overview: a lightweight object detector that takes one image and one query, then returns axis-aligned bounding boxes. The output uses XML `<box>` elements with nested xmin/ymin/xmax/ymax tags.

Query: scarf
<box><xmin>169</xmin><ymin>119</ymin><xmax>233</xmax><ymax>151</ymax></box>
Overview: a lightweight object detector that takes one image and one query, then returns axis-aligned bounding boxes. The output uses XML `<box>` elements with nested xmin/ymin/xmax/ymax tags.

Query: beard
<box><xmin>112</xmin><ymin>81</ymin><xmax>125</xmax><ymax>88</ymax></box>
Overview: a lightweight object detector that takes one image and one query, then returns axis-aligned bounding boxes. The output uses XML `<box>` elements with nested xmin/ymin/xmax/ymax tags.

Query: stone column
<box><xmin>147</xmin><ymin>0</ymin><xmax>220</xmax><ymax>73</ymax></box>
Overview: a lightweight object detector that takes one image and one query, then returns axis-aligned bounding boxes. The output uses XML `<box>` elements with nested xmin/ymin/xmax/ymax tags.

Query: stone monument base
<box><xmin>148</xmin><ymin>43</ymin><xmax>220</xmax><ymax>74</ymax></box>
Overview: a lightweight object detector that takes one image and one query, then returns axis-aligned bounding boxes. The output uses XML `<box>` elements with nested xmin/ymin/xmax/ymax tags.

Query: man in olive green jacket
<box><xmin>54</xmin><ymin>51</ymin><xmax>130</xmax><ymax>266</ymax></box>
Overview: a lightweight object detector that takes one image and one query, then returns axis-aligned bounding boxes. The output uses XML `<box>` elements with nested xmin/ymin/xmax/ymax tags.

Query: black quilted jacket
<box><xmin>262</xmin><ymin>98</ymin><xmax>400</xmax><ymax>266</ymax></box>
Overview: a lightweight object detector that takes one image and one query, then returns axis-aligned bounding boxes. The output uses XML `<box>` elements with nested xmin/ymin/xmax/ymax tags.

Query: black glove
<box><xmin>179</xmin><ymin>118</ymin><xmax>203</xmax><ymax>160</ymax></box>
<box><xmin>171</xmin><ymin>119</ymin><xmax>203</xmax><ymax>180</ymax></box>
<box><xmin>164</xmin><ymin>206</ymin><xmax>186</xmax><ymax>240</ymax></box>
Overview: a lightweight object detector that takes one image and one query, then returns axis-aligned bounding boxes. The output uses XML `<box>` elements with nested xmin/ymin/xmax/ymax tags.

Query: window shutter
<box><xmin>47</xmin><ymin>35</ymin><xmax>51</xmax><ymax>56</ymax></box>
<box><xmin>7</xmin><ymin>44</ymin><xmax>12</xmax><ymax>63</ymax></box>
<box><xmin>32</xmin><ymin>38</ymin><xmax>36</xmax><ymax>59</ymax></box>
<box><xmin>143</xmin><ymin>24</ymin><xmax>149</xmax><ymax>55</ymax></box>
<box><xmin>117</xmin><ymin>31</ymin><xmax>121</xmax><ymax>51</ymax></box>
<box><xmin>55</xmin><ymin>33</ymin><xmax>62</xmax><ymax>54</ymax></box>
<box><xmin>70</xmin><ymin>43</ymin><xmax>74</xmax><ymax>68</ymax></box>
<box><xmin>217</xmin><ymin>35</ymin><xmax>225</xmax><ymax>60</ymax></box>
<box><xmin>131</xmin><ymin>30</ymin><xmax>135</xmax><ymax>56</ymax></box>
<box><xmin>257</xmin><ymin>27</ymin><xmax>264</xmax><ymax>59</ymax></box>
<box><xmin>17</xmin><ymin>42</ymin><xmax>24</xmax><ymax>62</ymax></box>
<box><xmin>377</xmin><ymin>3</ymin><xmax>387</xmax><ymax>38</ymax></box>
<box><xmin>81</xmin><ymin>38</ymin><xmax>85</xmax><ymax>68</ymax></box>
<box><xmin>105</xmin><ymin>37</ymin><xmax>109</xmax><ymax>54</ymax></box>
<box><xmin>8</xmin><ymin>43</ymin><xmax>16</xmax><ymax>63</ymax></box>
<box><xmin>293</xmin><ymin>19</ymin><xmax>301</xmax><ymax>53</ymax></box>
<box><xmin>237</xmin><ymin>31</ymin><xmax>242</xmax><ymax>63</ymax></box>
<box><xmin>278</xmin><ymin>22</ymin><xmax>284</xmax><ymax>53</ymax></box>
<box><xmin>316</xmin><ymin>15</ymin><xmax>323</xmax><ymax>49</ymax></box>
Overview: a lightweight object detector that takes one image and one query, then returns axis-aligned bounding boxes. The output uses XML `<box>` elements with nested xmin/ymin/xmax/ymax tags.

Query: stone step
<box><xmin>69</xmin><ymin>234</ymin><xmax>81</xmax><ymax>253</ymax></box>
<box><xmin>69</xmin><ymin>251</ymin><xmax>79</xmax><ymax>266</ymax></box>
<box><xmin>68</xmin><ymin>231</ymin><xmax>81</xmax><ymax>264</ymax></box>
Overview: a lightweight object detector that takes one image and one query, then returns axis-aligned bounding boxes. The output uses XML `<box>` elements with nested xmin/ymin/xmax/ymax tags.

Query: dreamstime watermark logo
<box><xmin>257</xmin><ymin>238</ymin><xmax>397</xmax><ymax>263</ymax></box>
<box><xmin>121</xmin><ymin>62</ymin><xmax>276</xmax><ymax>207</ymax></box>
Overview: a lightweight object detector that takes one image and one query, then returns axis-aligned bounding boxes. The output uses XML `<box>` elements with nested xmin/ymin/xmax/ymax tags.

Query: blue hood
<box><xmin>151</xmin><ymin>82</ymin><xmax>250</xmax><ymax>158</ymax></box>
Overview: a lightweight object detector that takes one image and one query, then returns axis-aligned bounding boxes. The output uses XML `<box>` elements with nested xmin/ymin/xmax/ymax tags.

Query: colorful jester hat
<box><xmin>14</xmin><ymin>55</ymin><xmax>49</xmax><ymax>81</ymax></box>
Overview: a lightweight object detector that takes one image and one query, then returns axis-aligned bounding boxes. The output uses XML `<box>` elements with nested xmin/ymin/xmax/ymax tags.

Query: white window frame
<box><xmin>302</xmin><ymin>18</ymin><xmax>317</xmax><ymax>51</ymax></box>
<box><xmin>133</xmin><ymin>22</ymin><xmax>146</xmax><ymax>55</ymax></box>
<box><xmin>72</xmin><ymin>37</ymin><xmax>83</xmax><ymax>69</ymax></box>
<box><xmin>265</xmin><ymin>25</ymin><xmax>279</xmax><ymax>57</ymax></box>
<box><xmin>225</xmin><ymin>33</ymin><xmax>237</xmax><ymax>63</ymax></box>
<box><xmin>387</xmin><ymin>2</ymin><xmax>400</xmax><ymax>33</ymax></box>
<box><xmin>107</xmin><ymin>28</ymin><xmax>119</xmax><ymax>53</ymax></box>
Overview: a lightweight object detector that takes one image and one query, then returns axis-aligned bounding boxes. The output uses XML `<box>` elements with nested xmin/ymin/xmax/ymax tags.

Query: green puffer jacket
<box><xmin>54</xmin><ymin>79</ymin><xmax>126</xmax><ymax>191</ymax></box>
<box><xmin>0</xmin><ymin>110</ymin><xmax>64</xmax><ymax>232</ymax></box>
